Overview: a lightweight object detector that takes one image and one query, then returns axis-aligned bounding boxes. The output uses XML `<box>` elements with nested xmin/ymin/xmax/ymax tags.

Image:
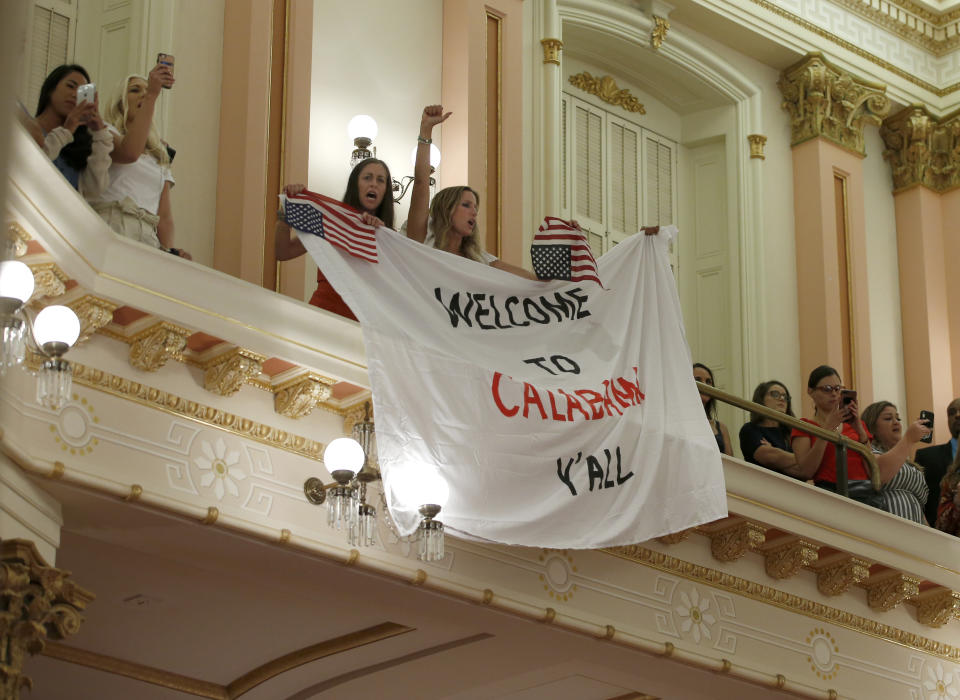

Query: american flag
<box><xmin>283</xmin><ymin>190</ymin><xmax>378</xmax><ymax>263</ymax></box>
<box><xmin>531</xmin><ymin>217</ymin><xmax>602</xmax><ymax>286</ymax></box>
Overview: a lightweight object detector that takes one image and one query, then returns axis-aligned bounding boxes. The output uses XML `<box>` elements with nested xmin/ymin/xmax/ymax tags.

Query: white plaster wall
<box><xmin>862</xmin><ymin>126</ymin><xmax>906</xmax><ymax>410</ymax></box>
<box><xmin>166</xmin><ymin>0</ymin><xmax>225</xmax><ymax>267</ymax></box>
<box><xmin>309</xmin><ymin>0</ymin><xmax>443</xmax><ymax>295</ymax></box>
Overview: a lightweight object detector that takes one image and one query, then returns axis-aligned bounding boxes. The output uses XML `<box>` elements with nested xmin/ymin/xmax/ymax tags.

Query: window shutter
<box><xmin>609</xmin><ymin>121</ymin><xmax>638</xmax><ymax>234</ymax></box>
<box><xmin>575</xmin><ymin>104</ymin><xmax>603</xmax><ymax>222</ymax></box>
<box><xmin>26</xmin><ymin>7</ymin><xmax>71</xmax><ymax>113</ymax></box>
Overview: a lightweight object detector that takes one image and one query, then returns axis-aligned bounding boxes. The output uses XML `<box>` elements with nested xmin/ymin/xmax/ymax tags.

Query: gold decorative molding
<box><xmin>202</xmin><ymin>348</ymin><xmax>265</xmax><ymax>397</ymax></box>
<box><xmin>53</xmin><ymin>359</ymin><xmax>325</xmax><ymax>460</ymax></box>
<box><xmin>762</xmin><ymin>538</ymin><xmax>819</xmax><ymax>580</ymax></box>
<box><xmin>651</xmin><ymin>16</ymin><xmax>670</xmax><ymax>49</ymax></box>
<box><xmin>703</xmin><ymin>520</ymin><xmax>766</xmax><ymax>562</ymax></box>
<box><xmin>273</xmin><ymin>373</ymin><xmax>334</xmax><ymax>419</ymax></box>
<box><xmin>124</xmin><ymin>484</ymin><xmax>143</xmax><ymax>502</ymax></box>
<box><xmin>568</xmin><ymin>72</ymin><xmax>646</xmax><ymax>114</ymax></box>
<box><xmin>880</xmin><ymin>105</ymin><xmax>960</xmax><ymax>192</ymax></box>
<box><xmin>865</xmin><ymin>572</ymin><xmax>921</xmax><ymax>612</ymax></box>
<box><xmin>0</xmin><ymin>539</ymin><xmax>94</xmax><ymax>696</ymax></box>
<box><xmin>747</xmin><ymin>134</ymin><xmax>767</xmax><ymax>160</ymax></box>
<box><xmin>541</xmin><ymin>38</ymin><xmax>562</xmax><ymax>65</ymax></box>
<box><xmin>778</xmin><ymin>54</ymin><xmax>890</xmax><ymax>155</ymax></box>
<box><xmin>656</xmin><ymin>528</ymin><xmax>693</xmax><ymax>545</ymax></box>
<box><xmin>605</xmin><ymin>544</ymin><xmax>960</xmax><ymax>655</ymax></box>
<box><xmin>128</xmin><ymin>321</ymin><xmax>190</xmax><ymax>372</ymax></box>
<box><xmin>915</xmin><ymin>588</ymin><xmax>960</xmax><ymax>627</ymax></box>
<box><xmin>201</xmin><ymin>507</ymin><xmax>219</xmax><ymax>525</ymax></box>
<box><xmin>28</xmin><ymin>262</ymin><xmax>69</xmax><ymax>300</ymax></box>
<box><xmin>827</xmin><ymin>0</ymin><xmax>960</xmax><ymax>57</ymax></box>
<box><xmin>67</xmin><ymin>295</ymin><xmax>119</xmax><ymax>346</ymax></box>
<box><xmin>5</xmin><ymin>222</ymin><xmax>30</xmax><ymax>257</ymax></box>
<box><xmin>816</xmin><ymin>555</ymin><xmax>871</xmax><ymax>596</ymax></box>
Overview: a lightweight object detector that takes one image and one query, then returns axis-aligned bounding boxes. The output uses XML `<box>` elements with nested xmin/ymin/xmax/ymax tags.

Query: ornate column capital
<box><xmin>0</xmin><ymin>539</ymin><xmax>94</xmax><ymax>696</ymax></box>
<box><xmin>880</xmin><ymin>105</ymin><xmax>960</xmax><ymax>192</ymax></box>
<box><xmin>540</xmin><ymin>38</ymin><xmax>563</xmax><ymax>65</ymax></box>
<box><xmin>128</xmin><ymin>321</ymin><xmax>190</xmax><ymax>372</ymax></box>
<box><xmin>273</xmin><ymin>373</ymin><xmax>334</xmax><ymax>419</ymax></box>
<box><xmin>747</xmin><ymin>134</ymin><xmax>767</xmax><ymax>160</ymax></box>
<box><xmin>778</xmin><ymin>53</ymin><xmax>890</xmax><ymax>155</ymax></box>
<box><xmin>202</xmin><ymin>348</ymin><xmax>265</xmax><ymax>397</ymax></box>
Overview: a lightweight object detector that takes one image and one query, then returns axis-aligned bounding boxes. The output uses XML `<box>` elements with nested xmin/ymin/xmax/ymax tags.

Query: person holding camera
<box><xmin>88</xmin><ymin>62</ymin><xmax>190</xmax><ymax>259</ymax></box>
<box><xmin>861</xmin><ymin>401</ymin><xmax>930</xmax><ymax>523</ymax></box>
<box><xmin>18</xmin><ymin>64</ymin><xmax>113</xmax><ymax>197</ymax></box>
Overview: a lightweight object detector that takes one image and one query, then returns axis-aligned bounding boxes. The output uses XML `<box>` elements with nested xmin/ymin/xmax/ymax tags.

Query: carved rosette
<box><xmin>202</xmin><ymin>348</ymin><xmax>265</xmax><ymax>397</ymax></box>
<box><xmin>704</xmin><ymin>521</ymin><xmax>766</xmax><ymax>562</ymax></box>
<box><xmin>541</xmin><ymin>38</ymin><xmax>562</xmax><ymax>65</ymax></box>
<box><xmin>880</xmin><ymin>106</ymin><xmax>960</xmax><ymax>191</ymax></box>
<box><xmin>778</xmin><ymin>53</ymin><xmax>890</xmax><ymax>155</ymax></box>
<box><xmin>128</xmin><ymin>322</ymin><xmax>189</xmax><ymax>371</ymax></box>
<box><xmin>865</xmin><ymin>572</ymin><xmax>921</xmax><ymax>612</ymax></box>
<box><xmin>651</xmin><ymin>16</ymin><xmax>670</xmax><ymax>49</ymax></box>
<box><xmin>568</xmin><ymin>72</ymin><xmax>646</xmax><ymax>114</ymax></box>
<box><xmin>0</xmin><ymin>539</ymin><xmax>94</xmax><ymax>696</ymax></box>
<box><xmin>816</xmin><ymin>555</ymin><xmax>871</xmax><ymax>596</ymax></box>
<box><xmin>5</xmin><ymin>222</ymin><xmax>30</xmax><ymax>258</ymax></box>
<box><xmin>763</xmin><ymin>538</ymin><xmax>820</xmax><ymax>579</ymax></box>
<box><xmin>67</xmin><ymin>295</ymin><xmax>119</xmax><ymax>346</ymax></box>
<box><xmin>915</xmin><ymin>589</ymin><xmax>960</xmax><ymax>627</ymax></box>
<box><xmin>274</xmin><ymin>373</ymin><xmax>334</xmax><ymax>419</ymax></box>
<box><xmin>28</xmin><ymin>263</ymin><xmax>69</xmax><ymax>301</ymax></box>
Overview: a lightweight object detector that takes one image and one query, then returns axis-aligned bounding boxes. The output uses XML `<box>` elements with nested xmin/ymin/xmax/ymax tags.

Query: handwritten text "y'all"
<box><xmin>557</xmin><ymin>446</ymin><xmax>634</xmax><ymax>496</ymax></box>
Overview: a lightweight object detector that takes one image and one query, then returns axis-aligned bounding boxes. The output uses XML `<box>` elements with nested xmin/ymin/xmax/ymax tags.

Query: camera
<box><xmin>157</xmin><ymin>53</ymin><xmax>175</xmax><ymax>89</ymax></box>
<box><xmin>919</xmin><ymin>410</ymin><xmax>934</xmax><ymax>443</ymax></box>
<box><xmin>840</xmin><ymin>389</ymin><xmax>857</xmax><ymax>423</ymax></box>
<box><xmin>77</xmin><ymin>83</ymin><xmax>96</xmax><ymax>105</ymax></box>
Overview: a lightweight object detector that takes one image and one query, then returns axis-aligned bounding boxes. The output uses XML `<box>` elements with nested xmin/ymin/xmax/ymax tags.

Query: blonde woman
<box><xmin>89</xmin><ymin>63</ymin><xmax>190</xmax><ymax>259</ymax></box>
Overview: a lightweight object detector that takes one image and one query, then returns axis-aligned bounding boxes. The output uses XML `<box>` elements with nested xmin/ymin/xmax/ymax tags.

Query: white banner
<box><xmin>298</xmin><ymin>225</ymin><xmax>727</xmax><ymax>548</ymax></box>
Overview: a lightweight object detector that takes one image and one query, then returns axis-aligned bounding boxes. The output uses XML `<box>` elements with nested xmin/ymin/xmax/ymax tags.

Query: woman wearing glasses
<box><xmin>739</xmin><ymin>380</ymin><xmax>801</xmax><ymax>476</ymax></box>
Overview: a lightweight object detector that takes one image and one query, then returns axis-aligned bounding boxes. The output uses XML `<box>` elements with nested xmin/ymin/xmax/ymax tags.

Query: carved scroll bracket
<box><xmin>274</xmin><ymin>373</ymin><xmax>335</xmax><ymax>419</ymax></box>
<box><xmin>128</xmin><ymin>321</ymin><xmax>190</xmax><ymax>372</ymax></box>
<box><xmin>815</xmin><ymin>555</ymin><xmax>872</xmax><ymax>596</ymax></box>
<box><xmin>27</xmin><ymin>262</ymin><xmax>69</xmax><ymax>302</ymax></box>
<box><xmin>4</xmin><ymin>222</ymin><xmax>31</xmax><ymax>258</ymax></box>
<box><xmin>778</xmin><ymin>53</ymin><xmax>890</xmax><ymax>155</ymax></box>
<box><xmin>761</xmin><ymin>538</ymin><xmax>820</xmax><ymax>580</ymax></box>
<box><xmin>702</xmin><ymin>520</ymin><xmax>767</xmax><ymax>562</ymax></box>
<box><xmin>865</xmin><ymin>571</ymin><xmax>921</xmax><ymax>612</ymax></box>
<box><xmin>202</xmin><ymin>348</ymin><xmax>266</xmax><ymax>397</ymax></box>
<box><xmin>67</xmin><ymin>295</ymin><xmax>119</xmax><ymax>347</ymax></box>
<box><xmin>915</xmin><ymin>588</ymin><xmax>960</xmax><ymax>627</ymax></box>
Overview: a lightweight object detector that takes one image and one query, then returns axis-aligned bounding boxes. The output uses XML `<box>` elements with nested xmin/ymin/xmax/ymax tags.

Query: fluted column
<box><xmin>0</xmin><ymin>539</ymin><xmax>94</xmax><ymax>699</ymax></box>
<box><xmin>879</xmin><ymin>107</ymin><xmax>960</xmax><ymax>428</ymax></box>
<box><xmin>540</xmin><ymin>0</ymin><xmax>562</xmax><ymax>216</ymax></box>
<box><xmin>778</xmin><ymin>53</ymin><xmax>890</xmax><ymax>396</ymax></box>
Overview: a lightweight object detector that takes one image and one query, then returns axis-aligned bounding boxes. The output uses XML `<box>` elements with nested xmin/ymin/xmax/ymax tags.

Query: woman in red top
<box><xmin>275</xmin><ymin>158</ymin><xmax>394</xmax><ymax>320</ymax></box>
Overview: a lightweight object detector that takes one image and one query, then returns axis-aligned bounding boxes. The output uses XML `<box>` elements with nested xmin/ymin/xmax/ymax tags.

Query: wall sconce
<box><xmin>347</xmin><ymin>115</ymin><xmax>378</xmax><ymax>168</ymax></box>
<box><xmin>392</xmin><ymin>143</ymin><xmax>441</xmax><ymax>203</ymax></box>
<box><xmin>303</xmin><ymin>403</ymin><xmax>448</xmax><ymax>559</ymax></box>
<box><xmin>0</xmin><ymin>260</ymin><xmax>81</xmax><ymax>410</ymax></box>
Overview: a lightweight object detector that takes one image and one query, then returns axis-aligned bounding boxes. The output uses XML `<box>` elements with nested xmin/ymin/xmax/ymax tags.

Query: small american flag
<box><xmin>531</xmin><ymin>217</ymin><xmax>602</xmax><ymax>286</ymax></box>
<box><xmin>283</xmin><ymin>190</ymin><xmax>378</xmax><ymax>263</ymax></box>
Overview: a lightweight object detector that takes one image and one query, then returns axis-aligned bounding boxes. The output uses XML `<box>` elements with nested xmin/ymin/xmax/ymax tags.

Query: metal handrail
<box><xmin>696</xmin><ymin>381</ymin><xmax>882</xmax><ymax>492</ymax></box>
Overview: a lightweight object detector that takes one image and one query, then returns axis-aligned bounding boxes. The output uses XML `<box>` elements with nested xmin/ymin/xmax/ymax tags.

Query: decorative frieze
<box><xmin>816</xmin><ymin>555</ymin><xmax>871</xmax><ymax>596</ymax></box>
<box><xmin>762</xmin><ymin>538</ymin><xmax>820</xmax><ymax>580</ymax></box>
<box><xmin>274</xmin><ymin>373</ymin><xmax>335</xmax><ymax>419</ymax></box>
<box><xmin>778</xmin><ymin>53</ymin><xmax>890</xmax><ymax>155</ymax></box>
<box><xmin>202</xmin><ymin>348</ymin><xmax>265</xmax><ymax>397</ymax></box>
<box><xmin>915</xmin><ymin>588</ymin><xmax>960</xmax><ymax>627</ymax></box>
<box><xmin>703</xmin><ymin>520</ymin><xmax>767</xmax><ymax>562</ymax></box>
<box><xmin>128</xmin><ymin>321</ymin><xmax>190</xmax><ymax>372</ymax></box>
<box><xmin>865</xmin><ymin>571</ymin><xmax>921</xmax><ymax>612</ymax></box>
<box><xmin>67</xmin><ymin>295</ymin><xmax>119</xmax><ymax>346</ymax></box>
<box><xmin>880</xmin><ymin>106</ymin><xmax>960</xmax><ymax>192</ymax></box>
<box><xmin>568</xmin><ymin>72</ymin><xmax>646</xmax><ymax>114</ymax></box>
<box><xmin>541</xmin><ymin>38</ymin><xmax>562</xmax><ymax>65</ymax></box>
<box><xmin>0</xmin><ymin>539</ymin><xmax>94</xmax><ymax>697</ymax></box>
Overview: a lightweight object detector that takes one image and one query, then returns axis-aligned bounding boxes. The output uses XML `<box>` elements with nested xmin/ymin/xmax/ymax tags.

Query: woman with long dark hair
<box><xmin>19</xmin><ymin>64</ymin><xmax>113</xmax><ymax>196</ymax></box>
<box><xmin>693</xmin><ymin>363</ymin><xmax>733</xmax><ymax>456</ymax></box>
<box><xmin>739</xmin><ymin>380</ymin><xmax>800</xmax><ymax>475</ymax></box>
<box><xmin>276</xmin><ymin>157</ymin><xmax>394</xmax><ymax>319</ymax></box>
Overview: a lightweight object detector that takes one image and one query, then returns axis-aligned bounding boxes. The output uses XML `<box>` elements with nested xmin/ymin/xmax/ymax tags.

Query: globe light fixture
<box><xmin>322</xmin><ymin>436</ymin><xmax>364</xmax><ymax>532</ymax></box>
<box><xmin>347</xmin><ymin>115</ymin><xmax>378</xmax><ymax>167</ymax></box>
<box><xmin>0</xmin><ymin>260</ymin><xmax>35</xmax><ymax>374</ymax></box>
<box><xmin>32</xmin><ymin>305</ymin><xmax>81</xmax><ymax>411</ymax></box>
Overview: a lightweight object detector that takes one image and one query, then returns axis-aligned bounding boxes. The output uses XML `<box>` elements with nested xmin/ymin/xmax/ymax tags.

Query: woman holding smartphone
<box><xmin>89</xmin><ymin>62</ymin><xmax>190</xmax><ymax>259</ymax></box>
<box><xmin>19</xmin><ymin>64</ymin><xmax>113</xmax><ymax>196</ymax></box>
<box><xmin>861</xmin><ymin>400</ymin><xmax>930</xmax><ymax>523</ymax></box>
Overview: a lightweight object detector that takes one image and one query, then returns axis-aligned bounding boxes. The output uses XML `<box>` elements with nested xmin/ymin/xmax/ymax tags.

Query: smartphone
<box><xmin>840</xmin><ymin>389</ymin><xmax>857</xmax><ymax>422</ymax></box>
<box><xmin>77</xmin><ymin>83</ymin><xmax>96</xmax><ymax>105</ymax></box>
<box><xmin>919</xmin><ymin>410</ymin><xmax>934</xmax><ymax>443</ymax></box>
<box><xmin>157</xmin><ymin>53</ymin><xmax>175</xmax><ymax>89</ymax></box>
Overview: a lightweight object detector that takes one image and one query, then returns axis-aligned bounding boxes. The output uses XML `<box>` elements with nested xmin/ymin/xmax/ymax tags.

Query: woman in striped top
<box><xmin>862</xmin><ymin>401</ymin><xmax>930</xmax><ymax>524</ymax></box>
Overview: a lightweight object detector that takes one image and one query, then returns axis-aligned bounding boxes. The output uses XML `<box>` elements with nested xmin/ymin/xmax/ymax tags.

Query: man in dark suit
<box><xmin>916</xmin><ymin>397</ymin><xmax>960</xmax><ymax>526</ymax></box>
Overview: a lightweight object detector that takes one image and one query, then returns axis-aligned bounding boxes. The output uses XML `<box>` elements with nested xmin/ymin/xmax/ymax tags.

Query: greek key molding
<box><xmin>778</xmin><ymin>53</ymin><xmax>891</xmax><ymax>155</ymax></box>
<box><xmin>202</xmin><ymin>348</ymin><xmax>266</xmax><ymax>397</ymax></box>
<box><xmin>128</xmin><ymin>321</ymin><xmax>190</xmax><ymax>372</ymax></box>
<box><xmin>880</xmin><ymin>105</ymin><xmax>960</xmax><ymax>192</ymax></box>
<box><xmin>568</xmin><ymin>72</ymin><xmax>646</xmax><ymax>114</ymax></box>
<box><xmin>273</xmin><ymin>373</ymin><xmax>335</xmax><ymax>419</ymax></box>
<box><xmin>604</xmin><ymin>544</ymin><xmax>960</xmax><ymax>660</ymax></box>
<box><xmin>52</xmin><ymin>359</ymin><xmax>325</xmax><ymax>460</ymax></box>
